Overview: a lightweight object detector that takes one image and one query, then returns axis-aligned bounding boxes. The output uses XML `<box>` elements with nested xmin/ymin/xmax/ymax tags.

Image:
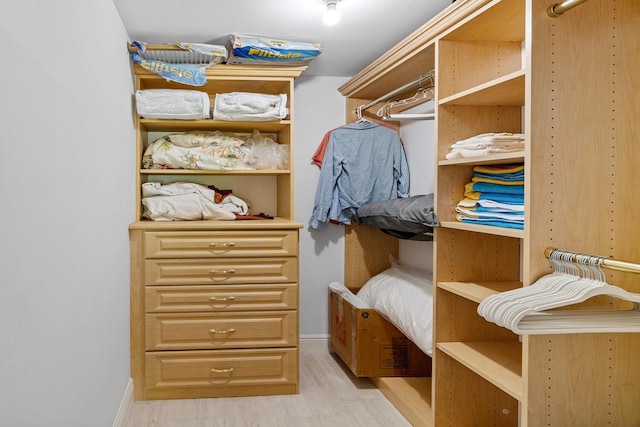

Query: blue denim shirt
<box><xmin>309</xmin><ymin>121</ymin><xmax>410</xmax><ymax>228</ymax></box>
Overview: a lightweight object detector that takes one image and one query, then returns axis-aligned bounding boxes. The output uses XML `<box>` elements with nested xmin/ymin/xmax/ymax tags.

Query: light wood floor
<box><xmin>124</xmin><ymin>340</ymin><xmax>412</xmax><ymax>427</ymax></box>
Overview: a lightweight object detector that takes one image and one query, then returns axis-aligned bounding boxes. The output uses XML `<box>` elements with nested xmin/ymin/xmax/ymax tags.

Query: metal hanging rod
<box><xmin>547</xmin><ymin>0</ymin><xmax>590</xmax><ymax>17</ymax></box>
<box><xmin>355</xmin><ymin>70</ymin><xmax>435</xmax><ymax>113</ymax></box>
<box><xmin>545</xmin><ymin>247</ymin><xmax>640</xmax><ymax>274</ymax></box>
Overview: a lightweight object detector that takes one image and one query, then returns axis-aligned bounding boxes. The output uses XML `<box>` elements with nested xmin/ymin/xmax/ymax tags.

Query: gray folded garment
<box><xmin>356</xmin><ymin>194</ymin><xmax>439</xmax><ymax>241</ymax></box>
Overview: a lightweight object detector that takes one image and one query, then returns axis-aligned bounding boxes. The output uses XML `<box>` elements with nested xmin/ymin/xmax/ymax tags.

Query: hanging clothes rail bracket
<box><xmin>545</xmin><ymin>247</ymin><xmax>640</xmax><ymax>274</ymax></box>
<box><xmin>546</xmin><ymin>0</ymin><xmax>590</xmax><ymax>17</ymax></box>
<box><xmin>355</xmin><ymin>70</ymin><xmax>435</xmax><ymax>114</ymax></box>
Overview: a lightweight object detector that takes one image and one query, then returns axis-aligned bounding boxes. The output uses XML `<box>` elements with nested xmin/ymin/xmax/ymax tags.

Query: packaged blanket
<box><xmin>227</xmin><ymin>34</ymin><xmax>321</xmax><ymax>66</ymax></box>
<box><xmin>213</xmin><ymin>92</ymin><xmax>288</xmax><ymax>121</ymax></box>
<box><xmin>129</xmin><ymin>41</ymin><xmax>227</xmax><ymax>86</ymax></box>
<box><xmin>135</xmin><ymin>89</ymin><xmax>211</xmax><ymax>120</ymax></box>
<box><xmin>143</xmin><ymin>130</ymin><xmax>288</xmax><ymax>171</ymax></box>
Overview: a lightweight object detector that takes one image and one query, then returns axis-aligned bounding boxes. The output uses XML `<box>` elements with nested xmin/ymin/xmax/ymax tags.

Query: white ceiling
<box><xmin>113</xmin><ymin>0</ymin><xmax>453</xmax><ymax>77</ymax></box>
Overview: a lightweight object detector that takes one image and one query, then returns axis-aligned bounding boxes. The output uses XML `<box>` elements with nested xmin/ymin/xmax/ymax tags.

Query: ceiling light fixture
<box><xmin>321</xmin><ymin>0</ymin><xmax>342</xmax><ymax>26</ymax></box>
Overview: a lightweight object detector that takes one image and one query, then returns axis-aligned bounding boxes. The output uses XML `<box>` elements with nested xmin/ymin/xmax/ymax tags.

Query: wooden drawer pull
<box><xmin>209</xmin><ymin>269</ymin><xmax>236</xmax><ymax>275</ymax></box>
<box><xmin>210</xmin><ymin>367</ymin><xmax>234</xmax><ymax>374</ymax></box>
<box><xmin>209</xmin><ymin>242</ymin><xmax>236</xmax><ymax>248</ymax></box>
<box><xmin>209</xmin><ymin>296</ymin><xmax>236</xmax><ymax>302</ymax></box>
<box><xmin>209</xmin><ymin>328</ymin><xmax>236</xmax><ymax>334</ymax></box>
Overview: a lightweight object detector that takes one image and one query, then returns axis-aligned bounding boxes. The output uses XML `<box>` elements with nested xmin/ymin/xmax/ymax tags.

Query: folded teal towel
<box><xmin>471</xmin><ymin>182</ymin><xmax>524</xmax><ymax>194</ymax></box>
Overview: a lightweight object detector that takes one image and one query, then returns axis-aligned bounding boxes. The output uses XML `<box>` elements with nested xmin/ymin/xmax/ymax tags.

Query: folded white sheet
<box><xmin>136</xmin><ymin>89</ymin><xmax>211</xmax><ymax>120</ymax></box>
<box><xmin>141</xmin><ymin>182</ymin><xmax>248</xmax><ymax>221</ymax></box>
<box><xmin>213</xmin><ymin>92</ymin><xmax>288</xmax><ymax>121</ymax></box>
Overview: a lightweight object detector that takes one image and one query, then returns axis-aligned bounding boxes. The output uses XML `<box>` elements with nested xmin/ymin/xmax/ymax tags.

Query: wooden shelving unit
<box><xmin>129</xmin><ymin>65</ymin><xmax>305</xmax><ymax>400</ymax></box>
<box><xmin>339</xmin><ymin>0</ymin><xmax>640</xmax><ymax>425</ymax></box>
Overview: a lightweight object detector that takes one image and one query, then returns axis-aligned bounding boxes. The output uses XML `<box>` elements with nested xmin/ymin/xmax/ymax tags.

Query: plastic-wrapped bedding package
<box><xmin>135</xmin><ymin>89</ymin><xmax>211</xmax><ymax>120</ymax></box>
<box><xmin>213</xmin><ymin>92</ymin><xmax>288</xmax><ymax>121</ymax></box>
<box><xmin>227</xmin><ymin>34</ymin><xmax>321</xmax><ymax>66</ymax></box>
<box><xmin>129</xmin><ymin>40</ymin><xmax>227</xmax><ymax>86</ymax></box>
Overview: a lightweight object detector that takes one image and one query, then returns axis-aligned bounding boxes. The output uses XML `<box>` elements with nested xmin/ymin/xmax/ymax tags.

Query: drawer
<box><xmin>145</xmin><ymin>348</ymin><xmax>298</xmax><ymax>396</ymax></box>
<box><xmin>146</xmin><ymin>311</ymin><xmax>298</xmax><ymax>350</ymax></box>
<box><xmin>144</xmin><ymin>257</ymin><xmax>298</xmax><ymax>285</ymax></box>
<box><xmin>145</xmin><ymin>284</ymin><xmax>298</xmax><ymax>312</ymax></box>
<box><xmin>144</xmin><ymin>230</ymin><xmax>298</xmax><ymax>258</ymax></box>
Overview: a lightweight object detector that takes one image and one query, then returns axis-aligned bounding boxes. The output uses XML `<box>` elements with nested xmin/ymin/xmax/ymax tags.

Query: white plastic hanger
<box><xmin>478</xmin><ymin>249</ymin><xmax>640</xmax><ymax>334</ymax></box>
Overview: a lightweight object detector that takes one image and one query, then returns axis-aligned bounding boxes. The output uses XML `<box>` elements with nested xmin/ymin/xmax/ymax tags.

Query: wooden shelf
<box><xmin>442</xmin><ymin>0</ymin><xmax>525</xmax><ymax>42</ymax></box>
<box><xmin>436</xmin><ymin>341</ymin><xmax>522</xmax><ymax>401</ymax></box>
<box><xmin>140</xmin><ymin>119</ymin><xmax>291</xmax><ymax>132</ymax></box>
<box><xmin>370</xmin><ymin>377</ymin><xmax>432</xmax><ymax>427</ymax></box>
<box><xmin>439</xmin><ymin>69</ymin><xmax>525</xmax><ymax>106</ymax></box>
<box><xmin>141</xmin><ymin>169</ymin><xmax>291</xmax><ymax>175</ymax></box>
<box><xmin>439</xmin><ymin>221</ymin><xmax>524</xmax><ymax>239</ymax></box>
<box><xmin>438</xmin><ymin>281</ymin><xmax>522</xmax><ymax>304</ymax></box>
<box><xmin>438</xmin><ymin>151</ymin><xmax>525</xmax><ymax>166</ymax></box>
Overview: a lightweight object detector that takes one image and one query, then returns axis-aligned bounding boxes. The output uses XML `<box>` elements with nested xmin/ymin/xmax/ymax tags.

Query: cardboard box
<box><xmin>329</xmin><ymin>289</ymin><xmax>432</xmax><ymax>377</ymax></box>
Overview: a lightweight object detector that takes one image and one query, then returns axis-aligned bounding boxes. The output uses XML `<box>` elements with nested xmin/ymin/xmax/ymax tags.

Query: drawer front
<box><xmin>145</xmin><ymin>284</ymin><xmax>298</xmax><ymax>312</ymax></box>
<box><xmin>144</xmin><ymin>230</ymin><xmax>298</xmax><ymax>258</ymax></box>
<box><xmin>146</xmin><ymin>311</ymin><xmax>298</xmax><ymax>350</ymax></box>
<box><xmin>144</xmin><ymin>257</ymin><xmax>298</xmax><ymax>285</ymax></box>
<box><xmin>145</xmin><ymin>348</ymin><xmax>298</xmax><ymax>390</ymax></box>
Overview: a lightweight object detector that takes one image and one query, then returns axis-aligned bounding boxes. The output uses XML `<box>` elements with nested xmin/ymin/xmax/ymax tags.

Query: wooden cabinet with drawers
<box><xmin>128</xmin><ymin>65</ymin><xmax>304</xmax><ymax>400</ymax></box>
<box><xmin>130</xmin><ymin>225</ymin><xmax>300</xmax><ymax>400</ymax></box>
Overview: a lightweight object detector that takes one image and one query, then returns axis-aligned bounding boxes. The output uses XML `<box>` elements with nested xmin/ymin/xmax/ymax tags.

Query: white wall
<box><xmin>0</xmin><ymin>2</ymin><xmax>134</xmax><ymax>427</ymax></box>
<box><xmin>398</xmin><ymin>101</ymin><xmax>436</xmax><ymax>277</ymax></box>
<box><xmin>294</xmin><ymin>75</ymin><xmax>349</xmax><ymax>338</ymax></box>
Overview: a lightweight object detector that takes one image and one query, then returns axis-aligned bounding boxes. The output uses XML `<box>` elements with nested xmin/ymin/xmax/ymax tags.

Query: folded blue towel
<box><xmin>470</xmin><ymin>182</ymin><xmax>524</xmax><ymax>194</ymax></box>
<box><xmin>474</xmin><ymin>171</ymin><xmax>524</xmax><ymax>181</ymax></box>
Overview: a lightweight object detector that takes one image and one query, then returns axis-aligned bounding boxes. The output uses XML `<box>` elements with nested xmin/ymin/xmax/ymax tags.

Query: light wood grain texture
<box><xmin>130</xmin><ymin>60</ymin><xmax>305</xmax><ymax>403</ymax></box>
<box><xmin>338</xmin><ymin>0</ymin><xmax>640</xmax><ymax>424</ymax></box>
<box><xmin>371</xmin><ymin>377</ymin><xmax>433</xmax><ymax>427</ymax></box>
<box><xmin>124</xmin><ymin>342</ymin><xmax>413</xmax><ymax>427</ymax></box>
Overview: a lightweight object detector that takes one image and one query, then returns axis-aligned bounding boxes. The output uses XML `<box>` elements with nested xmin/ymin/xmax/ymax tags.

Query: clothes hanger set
<box><xmin>478</xmin><ymin>248</ymin><xmax>640</xmax><ymax>334</ymax></box>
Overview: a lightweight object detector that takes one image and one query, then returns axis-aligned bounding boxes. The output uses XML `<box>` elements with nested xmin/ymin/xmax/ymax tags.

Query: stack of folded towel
<box><xmin>445</xmin><ymin>133</ymin><xmax>525</xmax><ymax>160</ymax></box>
<box><xmin>455</xmin><ymin>164</ymin><xmax>524</xmax><ymax>229</ymax></box>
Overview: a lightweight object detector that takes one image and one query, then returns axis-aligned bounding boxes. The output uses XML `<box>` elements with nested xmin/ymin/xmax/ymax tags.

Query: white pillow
<box><xmin>356</xmin><ymin>262</ymin><xmax>433</xmax><ymax>355</ymax></box>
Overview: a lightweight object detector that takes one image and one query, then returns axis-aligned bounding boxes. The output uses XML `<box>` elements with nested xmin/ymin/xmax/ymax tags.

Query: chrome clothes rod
<box><xmin>382</xmin><ymin>113</ymin><xmax>434</xmax><ymax>121</ymax></box>
<box><xmin>547</xmin><ymin>0</ymin><xmax>590</xmax><ymax>17</ymax></box>
<box><xmin>356</xmin><ymin>71</ymin><xmax>434</xmax><ymax>113</ymax></box>
<box><xmin>545</xmin><ymin>247</ymin><xmax>640</xmax><ymax>274</ymax></box>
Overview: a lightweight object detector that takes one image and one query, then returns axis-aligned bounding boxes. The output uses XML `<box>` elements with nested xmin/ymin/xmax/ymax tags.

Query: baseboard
<box><xmin>112</xmin><ymin>378</ymin><xmax>133</xmax><ymax>427</ymax></box>
<box><xmin>299</xmin><ymin>336</ymin><xmax>330</xmax><ymax>353</ymax></box>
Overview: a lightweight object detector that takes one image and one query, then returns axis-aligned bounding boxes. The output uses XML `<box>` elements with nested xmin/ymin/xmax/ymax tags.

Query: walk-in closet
<box><xmin>2</xmin><ymin>1</ymin><xmax>639</xmax><ymax>426</ymax></box>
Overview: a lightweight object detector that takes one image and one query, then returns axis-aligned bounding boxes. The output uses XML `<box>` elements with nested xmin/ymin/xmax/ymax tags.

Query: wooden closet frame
<box><xmin>338</xmin><ymin>0</ymin><xmax>640</xmax><ymax>425</ymax></box>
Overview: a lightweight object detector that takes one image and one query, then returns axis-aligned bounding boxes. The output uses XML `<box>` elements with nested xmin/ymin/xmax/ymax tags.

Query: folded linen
<box><xmin>465</xmin><ymin>182</ymin><xmax>524</xmax><ymax>195</ymax></box>
<box><xmin>141</xmin><ymin>182</ymin><xmax>248</xmax><ymax>221</ymax></box>
<box><xmin>455</xmin><ymin>206</ymin><xmax>524</xmax><ymax>221</ymax></box>
<box><xmin>472</xmin><ymin>176</ymin><xmax>524</xmax><ymax>185</ymax></box>
<box><xmin>473</xmin><ymin>164</ymin><xmax>524</xmax><ymax>175</ymax></box>
<box><xmin>135</xmin><ymin>89</ymin><xmax>211</xmax><ymax>120</ymax></box>
<box><xmin>456</xmin><ymin>214</ymin><xmax>524</xmax><ymax>229</ymax></box>
<box><xmin>464</xmin><ymin>191</ymin><xmax>525</xmax><ymax>204</ymax></box>
<box><xmin>451</xmin><ymin>133</ymin><xmax>525</xmax><ymax>147</ymax></box>
<box><xmin>445</xmin><ymin>146</ymin><xmax>524</xmax><ymax>160</ymax></box>
<box><xmin>446</xmin><ymin>133</ymin><xmax>525</xmax><ymax>160</ymax></box>
<box><xmin>213</xmin><ymin>92</ymin><xmax>288</xmax><ymax>121</ymax></box>
<box><xmin>457</xmin><ymin>198</ymin><xmax>524</xmax><ymax>211</ymax></box>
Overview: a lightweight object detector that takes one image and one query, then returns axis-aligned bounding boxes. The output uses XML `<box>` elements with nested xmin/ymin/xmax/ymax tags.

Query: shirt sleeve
<box><xmin>396</xmin><ymin>139</ymin><xmax>410</xmax><ymax>198</ymax></box>
<box><xmin>309</xmin><ymin>135</ymin><xmax>341</xmax><ymax>228</ymax></box>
